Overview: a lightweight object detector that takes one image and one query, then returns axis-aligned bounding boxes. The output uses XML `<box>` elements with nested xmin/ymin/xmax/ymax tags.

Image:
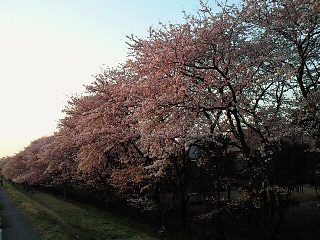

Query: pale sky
<box><xmin>0</xmin><ymin>0</ymin><xmax>228</xmax><ymax>158</ymax></box>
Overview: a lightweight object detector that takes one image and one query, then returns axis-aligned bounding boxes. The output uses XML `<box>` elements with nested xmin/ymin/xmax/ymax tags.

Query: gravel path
<box><xmin>0</xmin><ymin>186</ymin><xmax>43</xmax><ymax>240</ymax></box>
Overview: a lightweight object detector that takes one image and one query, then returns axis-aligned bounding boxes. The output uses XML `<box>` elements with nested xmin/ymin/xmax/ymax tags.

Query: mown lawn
<box><xmin>3</xmin><ymin>182</ymin><xmax>159</xmax><ymax>240</ymax></box>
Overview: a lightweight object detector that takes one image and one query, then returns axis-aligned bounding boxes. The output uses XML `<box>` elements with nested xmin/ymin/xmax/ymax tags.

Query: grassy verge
<box><xmin>3</xmin><ymin>182</ymin><xmax>159</xmax><ymax>240</ymax></box>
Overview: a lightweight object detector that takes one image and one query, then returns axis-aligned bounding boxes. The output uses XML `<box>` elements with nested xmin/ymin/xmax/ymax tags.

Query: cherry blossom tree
<box><xmin>39</xmin><ymin>130</ymin><xmax>79</xmax><ymax>195</ymax></box>
<box><xmin>241</xmin><ymin>0</ymin><xmax>320</xmax><ymax>143</ymax></box>
<box><xmin>1</xmin><ymin>136</ymin><xmax>54</xmax><ymax>185</ymax></box>
<box><xmin>1</xmin><ymin>1</ymin><xmax>319</xmax><ymax>238</ymax></box>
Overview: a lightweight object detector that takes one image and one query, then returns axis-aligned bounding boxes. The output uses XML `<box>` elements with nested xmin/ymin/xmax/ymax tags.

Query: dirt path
<box><xmin>279</xmin><ymin>186</ymin><xmax>320</xmax><ymax>240</ymax></box>
<box><xmin>279</xmin><ymin>201</ymin><xmax>320</xmax><ymax>240</ymax></box>
<box><xmin>0</xmin><ymin>186</ymin><xmax>43</xmax><ymax>240</ymax></box>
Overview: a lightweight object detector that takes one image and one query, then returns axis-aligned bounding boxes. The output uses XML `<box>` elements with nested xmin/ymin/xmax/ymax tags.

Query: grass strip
<box><xmin>3</xmin><ymin>182</ymin><xmax>159</xmax><ymax>240</ymax></box>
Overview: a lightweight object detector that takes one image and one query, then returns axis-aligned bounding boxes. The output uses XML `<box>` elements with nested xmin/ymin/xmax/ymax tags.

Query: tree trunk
<box><xmin>272</xmin><ymin>192</ymin><xmax>286</xmax><ymax>239</ymax></box>
<box><xmin>153</xmin><ymin>183</ymin><xmax>162</xmax><ymax>226</ymax></box>
<box><xmin>216</xmin><ymin>206</ymin><xmax>226</xmax><ymax>240</ymax></box>
<box><xmin>227</xmin><ymin>185</ymin><xmax>231</xmax><ymax>202</ymax></box>
<box><xmin>315</xmin><ymin>185</ymin><xmax>320</xmax><ymax>206</ymax></box>
<box><xmin>179</xmin><ymin>187</ymin><xmax>188</xmax><ymax>228</ymax></box>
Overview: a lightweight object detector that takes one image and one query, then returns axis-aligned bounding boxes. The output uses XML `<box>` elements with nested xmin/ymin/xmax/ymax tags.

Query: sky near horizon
<box><xmin>0</xmin><ymin>0</ymin><xmax>231</xmax><ymax>158</ymax></box>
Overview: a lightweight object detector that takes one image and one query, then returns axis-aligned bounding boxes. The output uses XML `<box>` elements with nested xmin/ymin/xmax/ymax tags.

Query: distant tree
<box><xmin>269</xmin><ymin>140</ymin><xmax>316</xmax><ymax>187</ymax></box>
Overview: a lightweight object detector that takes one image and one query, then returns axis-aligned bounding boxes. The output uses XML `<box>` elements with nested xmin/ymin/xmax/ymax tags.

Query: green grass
<box><xmin>3</xmin><ymin>182</ymin><xmax>159</xmax><ymax>240</ymax></box>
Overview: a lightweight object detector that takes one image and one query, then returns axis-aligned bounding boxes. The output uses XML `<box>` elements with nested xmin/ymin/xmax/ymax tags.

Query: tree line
<box><xmin>1</xmin><ymin>0</ymin><xmax>319</xmax><ymax>238</ymax></box>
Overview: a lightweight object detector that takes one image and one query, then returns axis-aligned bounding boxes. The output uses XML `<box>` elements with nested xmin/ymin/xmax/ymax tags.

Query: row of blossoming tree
<box><xmin>1</xmin><ymin>0</ymin><xmax>319</xmax><ymax>238</ymax></box>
